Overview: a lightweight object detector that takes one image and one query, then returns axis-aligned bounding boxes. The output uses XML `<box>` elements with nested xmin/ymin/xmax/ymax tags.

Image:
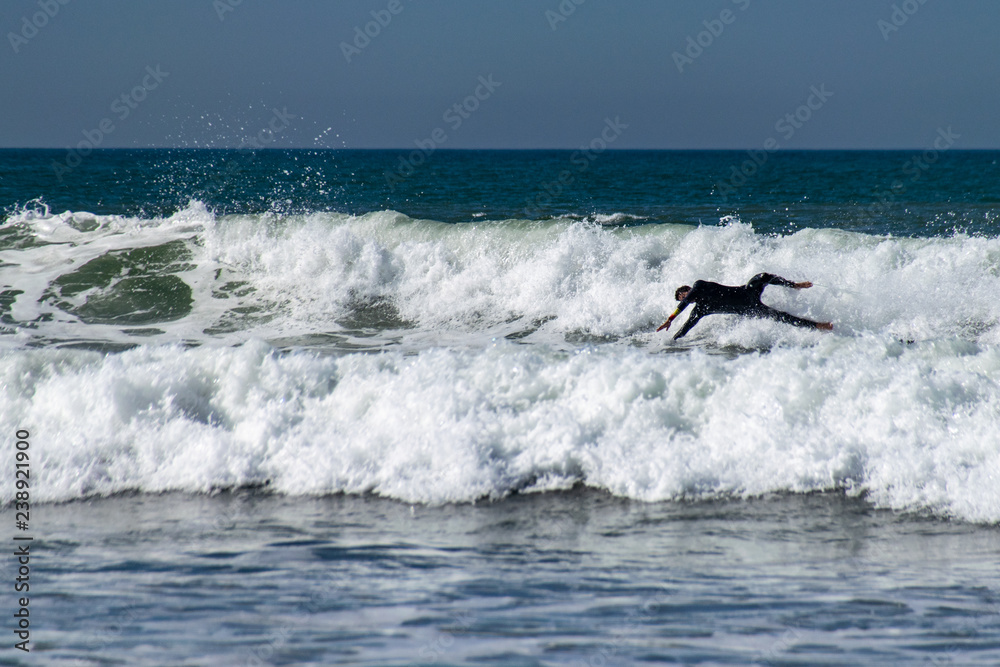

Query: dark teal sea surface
<box><xmin>3</xmin><ymin>149</ymin><xmax>998</xmax><ymax>234</ymax></box>
<box><xmin>2</xmin><ymin>149</ymin><xmax>1000</xmax><ymax>665</ymax></box>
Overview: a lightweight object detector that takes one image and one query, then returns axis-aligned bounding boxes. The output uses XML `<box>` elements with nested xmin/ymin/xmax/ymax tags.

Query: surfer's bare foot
<box><xmin>817</xmin><ymin>322</ymin><xmax>833</xmax><ymax>331</ymax></box>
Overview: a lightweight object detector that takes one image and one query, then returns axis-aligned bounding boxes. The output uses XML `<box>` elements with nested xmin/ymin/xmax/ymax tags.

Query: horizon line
<box><xmin>2</xmin><ymin>146</ymin><xmax>999</xmax><ymax>152</ymax></box>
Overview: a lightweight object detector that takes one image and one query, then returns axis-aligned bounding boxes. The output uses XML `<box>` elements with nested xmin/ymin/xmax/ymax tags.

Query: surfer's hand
<box><xmin>794</xmin><ymin>281</ymin><xmax>813</xmax><ymax>289</ymax></box>
<box><xmin>656</xmin><ymin>317</ymin><xmax>673</xmax><ymax>332</ymax></box>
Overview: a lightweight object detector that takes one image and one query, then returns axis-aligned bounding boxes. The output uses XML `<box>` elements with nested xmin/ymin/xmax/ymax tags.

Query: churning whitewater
<box><xmin>1</xmin><ymin>202</ymin><xmax>999</xmax><ymax>522</ymax></box>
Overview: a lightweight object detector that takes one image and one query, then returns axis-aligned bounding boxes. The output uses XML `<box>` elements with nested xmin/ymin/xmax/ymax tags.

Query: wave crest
<box><xmin>2</xmin><ymin>202</ymin><xmax>1000</xmax><ymax>349</ymax></box>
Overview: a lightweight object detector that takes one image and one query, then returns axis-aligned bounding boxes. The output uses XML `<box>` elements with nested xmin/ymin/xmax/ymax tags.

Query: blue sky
<box><xmin>2</xmin><ymin>0</ymin><xmax>997</xmax><ymax>149</ymax></box>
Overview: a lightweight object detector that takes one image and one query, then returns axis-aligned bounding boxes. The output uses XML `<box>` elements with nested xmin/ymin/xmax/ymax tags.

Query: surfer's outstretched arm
<box><xmin>657</xmin><ymin>283</ymin><xmax>699</xmax><ymax>332</ymax></box>
<box><xmin>656</xmin><ymin>306</ymin><xmax>684</xmax><ymax>332</ymax></box>
<box><xmin>658</xmin><ymin>301</ymin><xmax>699</xmax><ymax>333</ymax></box>
<box><xmin>672</xmin><ymin>311</ymin><xmax>703</xmax><ymax>339</ymax></box>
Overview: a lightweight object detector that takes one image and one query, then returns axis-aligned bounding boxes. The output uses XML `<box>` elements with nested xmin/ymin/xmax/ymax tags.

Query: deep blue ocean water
<box><xmin>4</xmin><ymin>148</ymin><xmax>999</xmax><ymax>233</ymax></box>
<box><xmin>2</xmin><ymin>149</ymin><xmax>1000</xmax><ymax>665</ymax></box>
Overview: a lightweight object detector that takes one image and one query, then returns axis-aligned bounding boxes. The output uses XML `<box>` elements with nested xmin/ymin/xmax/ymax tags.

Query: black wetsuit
<box><xmin>672</xmin><ymin>273</ymin><xmax>817</xmax><ymax>339</ymax></box>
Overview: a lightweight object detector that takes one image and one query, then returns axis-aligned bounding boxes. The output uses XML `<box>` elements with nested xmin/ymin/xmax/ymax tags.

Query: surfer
<box><xmin>656</xmin><ymin>273</ymin><xmax>833</xmax><ymax>339</ymax></box>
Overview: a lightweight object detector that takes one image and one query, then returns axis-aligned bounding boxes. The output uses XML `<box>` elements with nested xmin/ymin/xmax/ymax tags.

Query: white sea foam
<box><xmin>1</xmin><ymin>337</ymin><xmax>998</xmax><ymax>523</ymax></box>
<box><xmin>2</xmin><ymin>204</ymin><xmax>999</xmax><ymax>521</ymax></box>
<box><xmin>4</xmin><ymin>202</ymin><xmax>1000</xmax><ymax>347</ymax></box>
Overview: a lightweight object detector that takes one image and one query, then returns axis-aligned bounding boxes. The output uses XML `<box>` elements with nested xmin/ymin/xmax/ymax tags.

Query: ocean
<box><xmin>2</xmin><ymin>149</ymin><xmax>999</xmax><ymax>665</ymax></box>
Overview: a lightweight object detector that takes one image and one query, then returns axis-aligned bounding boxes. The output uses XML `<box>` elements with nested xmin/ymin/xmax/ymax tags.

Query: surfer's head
<box><xmin>675</xmin><ymin>286</ymin><xmax>691</xmax><ymax>301</ymax></box>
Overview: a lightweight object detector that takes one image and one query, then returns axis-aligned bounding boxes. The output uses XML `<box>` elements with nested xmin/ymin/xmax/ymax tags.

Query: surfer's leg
<box><xmin>755</xmin><ymin>306</ymin><xmax>830</xmax><ymax>330</ymax></box>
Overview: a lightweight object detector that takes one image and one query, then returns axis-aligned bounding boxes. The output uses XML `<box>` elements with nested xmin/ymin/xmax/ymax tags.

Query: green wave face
<box><xmin>45</xmin><ymin>239</ymin><xmax>194</xmax><ymax>325</ymax></box>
